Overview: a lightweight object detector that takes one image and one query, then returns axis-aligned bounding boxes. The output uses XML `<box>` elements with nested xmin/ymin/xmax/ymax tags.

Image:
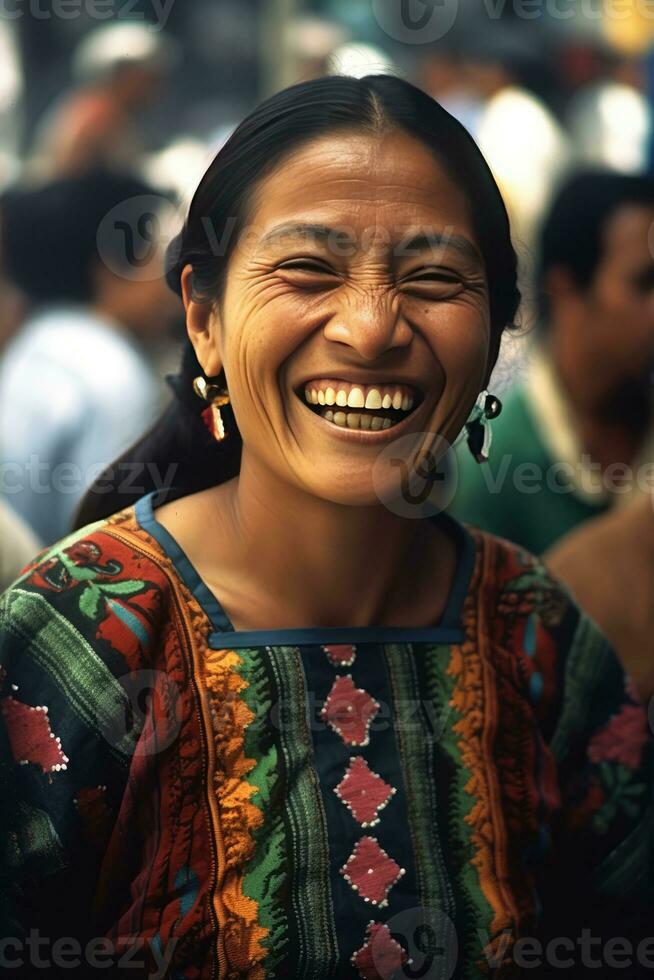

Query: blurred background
<box><xmin>1</xmin><ymin>0</ymin><xmax>654</xmax><ymax>683</ymax></box>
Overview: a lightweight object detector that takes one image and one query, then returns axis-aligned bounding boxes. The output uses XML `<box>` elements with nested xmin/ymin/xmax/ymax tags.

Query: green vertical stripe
<box><xmin>266</xmin><ymin>645</ymin><xmax>339</xmax><ymax>980</ymax></box>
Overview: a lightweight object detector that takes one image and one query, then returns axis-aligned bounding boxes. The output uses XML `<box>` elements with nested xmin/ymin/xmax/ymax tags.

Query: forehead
<box><xmin>246</xmin><ymin>129</ymin><xmax>476</xmax><ymax>244</ymax></box>
<box><xmin>601</xmin><ymin>203</ymin><xmax>654</xmax><ymax>264</ymax></box>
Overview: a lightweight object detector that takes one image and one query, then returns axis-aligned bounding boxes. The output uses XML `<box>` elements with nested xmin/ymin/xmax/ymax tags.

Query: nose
<box><xmin>322</xmin><ymin>288</ymin><xmax>413</xmax><ymax>360</ymax></box>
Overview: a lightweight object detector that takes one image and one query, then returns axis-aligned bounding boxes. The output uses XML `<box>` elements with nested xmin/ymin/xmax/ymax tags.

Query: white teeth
<box><xmin>305</xmin><ymin>382</ymin><xmax>419</xmax><ymax>416</ymax></box>
<box><xmin>365</xmin><ymin>388</ymin><xmax>383</xmax><ymax>410</ymax></box>
<box><xmin>347</xmin><ymin>387</ymin><xmax>365</xmax><ymax>409</ymax></box>
<box><xmin>333</xmin><ymin>411</ymin><xmax>347</xmax><ymax>427</ymax></box>
<box><xmin>346</xmin><ymin>412</ymin><xmax>360</xmax><ymax>429</ymax></box>
<box><xmin>324</xmin><ymin>409</ymin><xmax>334</xmax><ymax>422</ymax></box>
<box><xmin>370</xmin><ymin>416</ymin><xmax>383</xmax><ymax>431</ymax></box>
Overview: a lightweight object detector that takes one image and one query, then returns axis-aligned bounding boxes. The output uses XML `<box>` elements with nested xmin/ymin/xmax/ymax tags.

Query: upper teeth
<box><xmin>303</xmin><ymin>381</ymin><xmax>415</xmax><ymax>412</ymax></box>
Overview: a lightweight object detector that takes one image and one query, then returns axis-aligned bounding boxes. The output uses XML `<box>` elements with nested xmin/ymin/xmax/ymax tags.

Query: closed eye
<box><xmin>278</xmin><ymin>259</ymin><xmax>337</xmax><ymax>274</ymax></box>
<box><xmin>403</xmin><ymin>269</ymin><xmax>462</xmax><ymax>283</ymax></box>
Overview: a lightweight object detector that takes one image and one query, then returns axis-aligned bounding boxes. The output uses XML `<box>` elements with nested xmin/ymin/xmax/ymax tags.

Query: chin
<box><xmin>303</xmin><ymin>473</ymin><xmax>385</xmax><ymax>509</ymax></box>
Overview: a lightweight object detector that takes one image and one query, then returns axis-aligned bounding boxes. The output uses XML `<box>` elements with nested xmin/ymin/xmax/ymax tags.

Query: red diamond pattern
<box><xmin>351</xmin><ymin>921</ymin><xmax>410</xmax><ymax>980</ymax></box>
<box><xmin>335</xmin><ymin>756</ymin><xmax>396</xmax><ymax>827</ymax></box>
<box><xmin>321</xmin><ymin>674</ymin><xmax>380</xmax><ymax>746</ymax></box>
<box><xmin>340</xmin><ymin>835</ymin><xmax>405</xmax><ymax>908</ymax></box>
<box><xmin>323</xmin><ymin>643</ymin><xmax>357</xmax><ymax>667</ymax></box>
<box><xmin>0</xmin><ymin>696</ymin><xmax>69</xmax><ymax>774</ymax></box>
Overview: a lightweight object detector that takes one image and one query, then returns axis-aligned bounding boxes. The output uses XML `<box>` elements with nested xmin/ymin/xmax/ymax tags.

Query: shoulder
<box><xmin>0</xmin><ymin>503</ymin><xmax>188</xmax><ymax>681</ymax></box>
<box><xmin>2</xmin><ymin>312</ymin><xmax>153</xmax><ymax>385</ymax></box>
<box><xmin>466</xmin><ymin>526</ymin><xmax>632</xmax><ymax>738</ymax></box>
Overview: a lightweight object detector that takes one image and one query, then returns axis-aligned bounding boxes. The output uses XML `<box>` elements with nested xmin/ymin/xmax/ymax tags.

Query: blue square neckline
<box><xmin>133</xmin><ymin>487</ymin><xmax>476</xmax><ymax>648</ymax></box>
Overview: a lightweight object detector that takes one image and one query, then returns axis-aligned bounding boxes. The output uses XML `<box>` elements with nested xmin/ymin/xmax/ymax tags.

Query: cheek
<box><xmin>426</xmin><ymin>306</ymin><xmax>491</xmax><ymax>393</ymax></box>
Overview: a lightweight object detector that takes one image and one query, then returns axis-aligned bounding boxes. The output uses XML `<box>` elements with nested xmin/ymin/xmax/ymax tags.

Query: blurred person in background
<box><xmin>450</xmin><ymin>171</ymin><xmax>654</xmax><ymax>554</ymax></box>
<box><xmin>0</xmin><ymin>499</ymin><xmax>40</xmax><ymax>593</ymax></box>
<box><xmin>546</xmin><ymin>490</ymin><xmax>654</xmax><ymax>699</ymax></box>
<box><xmin>0</xmin><ymin>170</ymin><xmax>180</xmax><ymax>545</ymax></box>
<box><xmin>420</xmin><ymin>27</ymin><xmax>570</xmax><ymax>254</ymax></box>
<box><xmin>27</xmin><ymin>23</ymin><xmax>177</xmax><ymax>180</ymax></box>
<box><xmin>0</xmin><ymin>192</ymin><xmax>41</xmax><ymax>589</ymax></box>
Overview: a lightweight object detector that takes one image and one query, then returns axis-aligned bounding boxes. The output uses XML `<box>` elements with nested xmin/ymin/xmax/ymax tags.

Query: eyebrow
<box><xmin>258</xmin><ymin>222</ymin><xmax>483</xmax><ymax>265</ymax></box>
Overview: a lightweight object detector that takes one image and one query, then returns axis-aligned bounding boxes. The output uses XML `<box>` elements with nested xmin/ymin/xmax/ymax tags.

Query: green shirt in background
<box><xmin>449</xmin><ymin>383</ymin><xmax>609</xmax><ymax>555</ymax></box>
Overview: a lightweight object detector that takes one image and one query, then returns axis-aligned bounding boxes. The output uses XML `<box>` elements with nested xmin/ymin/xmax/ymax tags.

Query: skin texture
<box><xmin>155</xmin><ymin>129</ymin><xmax>495</xmax><ymax>631</ymax></box>
<box><xmin>546</xmin><ymin>203</ymin><xmax>654</xmax><ymax>475</ymax></box>
<box><xmin>545</xmin><ymin>493</ymin><xmax>654</xmax><ymax>698</ymax></box>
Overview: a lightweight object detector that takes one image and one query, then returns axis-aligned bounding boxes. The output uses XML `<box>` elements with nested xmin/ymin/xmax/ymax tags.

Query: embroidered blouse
<box><xmin>0</xmin><ymin>490</ymin><xmax>652</xmax><ymax>979</ymax></box>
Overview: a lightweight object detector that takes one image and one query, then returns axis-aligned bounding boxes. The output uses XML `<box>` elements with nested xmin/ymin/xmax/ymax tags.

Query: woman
<box><xmin>1</xmin><ymin>76</ymin><xmax>651</xmax><ymax>979</ymax></box>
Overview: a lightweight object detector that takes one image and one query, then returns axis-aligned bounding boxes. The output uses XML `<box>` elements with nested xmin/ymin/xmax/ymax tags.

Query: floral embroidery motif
<box><xmin>351</xmin><ymin>921</ymin><xmax>411</xmax><ymax>980</ymax></box>
<box><xmin>1</xmin><ymin>696</ymin><xmax>68</xmax><ymax>773</ymax></box>
<box><xmin>340</xmin><ymin>836</ymin><xmax>405</xmax><ymax>908</ymax></box>
<box><xmin>320</xmin><ymin>674</ymin><xmax>380</xmax><ymax>747</ymax></box>
<box><xmin>335</xmin><ymin>756</ymin><xmax>396</xmax><ymax>828</ymax></box>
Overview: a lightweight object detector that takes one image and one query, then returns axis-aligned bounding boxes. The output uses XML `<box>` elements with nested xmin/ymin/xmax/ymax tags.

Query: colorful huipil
<box><xmin>0</xmin><ymin>490</ymin><xmax>652</xmax><ymax>979</ymax></box>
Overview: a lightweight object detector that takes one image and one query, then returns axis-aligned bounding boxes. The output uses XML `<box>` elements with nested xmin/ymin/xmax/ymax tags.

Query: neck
<box><xmin>203</xmin><ymin>450</ymin><xmax>455</xmax><ymax>630</ymax></box>
<box><xmin>549</xmin><ymin>336</ymin><xmax>651</xmax><ymax>470</ymax></box>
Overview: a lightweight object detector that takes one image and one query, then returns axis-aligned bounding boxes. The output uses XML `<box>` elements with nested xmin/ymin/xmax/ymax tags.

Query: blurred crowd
<box><xmin>1</xmin><ymin>5</ymin><xmax>654</xmax><ymax>692</ymax></box>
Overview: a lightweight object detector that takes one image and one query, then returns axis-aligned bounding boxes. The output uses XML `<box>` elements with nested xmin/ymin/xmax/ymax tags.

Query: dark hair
<box><xmin>73</xmin><ymin>73</ymin><xmax>521</xmax><ymax>529</ymax></box>
<box><xmin>536</xmin><ymin>169</ymin><xmax>654</xmax><ymax>325</ymax></box>
<box><xmin>0</xmin><ymin>169</ymin><xmax>161</xmax><ymax>304</ymax></box>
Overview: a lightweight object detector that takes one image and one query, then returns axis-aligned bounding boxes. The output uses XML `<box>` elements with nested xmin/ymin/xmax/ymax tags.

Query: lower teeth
<box><xmin>321</xmin><ymin>409</ymin><xmax>396</xmax><ymax>430</ymax></box>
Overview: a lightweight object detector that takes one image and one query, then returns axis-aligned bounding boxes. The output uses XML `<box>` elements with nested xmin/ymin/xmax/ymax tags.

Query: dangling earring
<box><xmin>192</xmin><ymin>375</ymin><xmax>231</xmax><ymax>442</ymax></box>
<box><xmin>464</xmin><ymin>389</ymin><xmax>502</xmax><ymax>463</ymax></box>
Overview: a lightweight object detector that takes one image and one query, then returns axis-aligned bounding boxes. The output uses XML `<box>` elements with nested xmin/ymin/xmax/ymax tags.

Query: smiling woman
<box><xmin>1</xmin><ymin>75</ymin><xmax>653</xmax><ymax>979</ymax></box>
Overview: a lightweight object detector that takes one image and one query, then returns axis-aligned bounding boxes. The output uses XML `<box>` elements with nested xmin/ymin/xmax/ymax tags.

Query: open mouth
<box><xmin>294</xmin><ymin>378</ymin><xmax>424</xmax><ymax>431</ymax></box>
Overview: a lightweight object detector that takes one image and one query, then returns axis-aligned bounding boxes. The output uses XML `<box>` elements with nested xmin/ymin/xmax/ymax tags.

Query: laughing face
<box><xmin>184</xmin><ymin>128</ymin><xmax>493</xmax><ymax>506</ymax></box>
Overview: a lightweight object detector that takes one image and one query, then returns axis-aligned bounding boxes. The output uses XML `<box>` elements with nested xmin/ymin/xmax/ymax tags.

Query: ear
<box><xmin>181</xmin><ymin>264</ymin><xmax>224</xmax><ymax>377</ymax></box>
